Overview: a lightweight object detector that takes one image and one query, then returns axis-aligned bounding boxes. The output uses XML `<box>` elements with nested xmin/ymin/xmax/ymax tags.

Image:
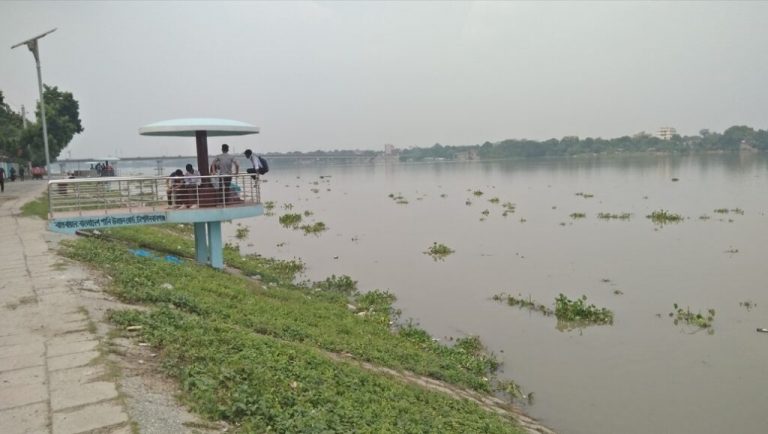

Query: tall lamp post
<box><xmin>11</xmin><ymin>28</ymin><xmax>57</xmax><ymax>179</ymax></box>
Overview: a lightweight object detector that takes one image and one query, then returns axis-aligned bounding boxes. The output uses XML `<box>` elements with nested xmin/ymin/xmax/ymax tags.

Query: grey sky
<box><xmin>1</xmin><ymin>1</ymin><xmax>767</xmax><ymax>158</ymax></box>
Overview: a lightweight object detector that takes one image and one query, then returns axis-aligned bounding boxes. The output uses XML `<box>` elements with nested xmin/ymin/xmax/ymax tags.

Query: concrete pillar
<box><xmin>194</xmin><ymin>222</ymin><xmax>208</xmax><ymax>264</ymax></box>
<box><xmin>207</xmin><ymin>221</ymin><xmax>223</xmax><ymax>269</ymax></box>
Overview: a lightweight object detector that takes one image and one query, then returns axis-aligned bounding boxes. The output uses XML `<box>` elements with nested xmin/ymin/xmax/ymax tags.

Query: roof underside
<box><xmin>139</xmin><ymin>118</ymin><xmax>260</xmax><ymax>137</ymax></box>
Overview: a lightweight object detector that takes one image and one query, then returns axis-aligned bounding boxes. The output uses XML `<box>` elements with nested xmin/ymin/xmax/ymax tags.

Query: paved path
<box><xmin>0</xmin><ymin>180</ymin><xmax>130</xmax><ymax>434</ymax></box>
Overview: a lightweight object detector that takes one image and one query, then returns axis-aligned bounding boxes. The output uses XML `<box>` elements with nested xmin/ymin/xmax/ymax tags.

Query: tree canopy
<box><xmin>0</xmin><ymin>86</ymin><xmax>83</xmax><ymax>165</ymax></box>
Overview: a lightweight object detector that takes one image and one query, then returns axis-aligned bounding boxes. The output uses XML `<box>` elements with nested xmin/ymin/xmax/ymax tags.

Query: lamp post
<box><xmin>11</xmin><ymin>28</ymin><xmax>57</xmax><ymax>180</ymax></box>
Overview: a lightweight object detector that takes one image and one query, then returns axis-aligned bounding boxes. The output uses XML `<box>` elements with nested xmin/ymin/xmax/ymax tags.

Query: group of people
<box><xmin>93</xmin><ymin>161</ymin><xmax>115</xmax><ymax>177</ymax></box>
<box><xmin>166</xmin><ymin>144</ymin><xmax>264</xmax><ymax>208</ymax></box>
<box><xmin>0</xmin><ymin>165</ymin><xmax>28</xmax><ymax>193</ymax></box>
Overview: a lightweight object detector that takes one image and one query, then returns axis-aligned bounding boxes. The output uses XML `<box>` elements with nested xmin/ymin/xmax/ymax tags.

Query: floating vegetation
<box><xmin>698</xmin><ymin>215</ymin><xmax>710</xmax><ymax>220</ymax></box>
<box><xmin>473</xmin><ymin>190</ymin><xmax>484</xmax><ymax>196</ymax></box>
<box><xmin>279</xmin><ymin>213</ymin><xmax>303</xmax><ymax>228</ymax></box>
<box><xmin>646</xmin><ymin>210</ymin><xmax>684</xmax><ymax>225</ymax></box>
<box><xmin>440</xmin><ymin>193</ymin><xmax>447</xmax><ymax>198</ymax></box>
<box><xmin>264</xmin><ymin>201</ymin><xmax>276</xmax><ymax>211</ymax></box>
<box><xmin>492</xmin><ymin>293</ymin><xmax>553</xmax><ymax>316</ymax></box>
<box><xmin>559</xmin><ymin>222</ymin><xmax>566</xmax><ymax>226</ymax></box>
<box><xmin>554</xmin><ymin>294</ymin><xmax>613</xmax><ymax>325</ymax></box>
<box><xmin>575</xmin><ymin>192</ymin><xmax>594</xmax><ymax>198</ymax></box>
<box><xmin>495</xmin><ymin>379</ymin><xmax>533</xmax><ymax>404</ymax></box>
<box><xmin>740</xmin><ymin>300</ymin><xmax>756</xmax><ymax>311</ymax></box>
<box><xmin>714</xmin><ymin>208</ymin><xmax>729</xmax><ymax>214</ymax></box>
<box><xmin>424</xmin><ymin>242</ymin><xmax>455</xmax><ymax>260</ymax></box>
<box><xmin>276</xmin><ymin>242</ymin><xmax>286</xmax><ymax>247</ymax></box>
<box><xmin>600</xmin><ymin>278</ymin><xmax>611</xmax><ymax>283</ymax></box>
<box><xmin>597</xmin><ymin>212</ymin><xmax>631</xmax><ymax>220</ymax></box>
<box><xmin>725</xmin><ymin>248</ymin><xmax>739</xmax><ymax>254</ymax></box>
<box><xmin>488</xmin><ymin>197</ymin><xmax>500</xmax><ymax>204</ymax></box>
<box><xmin>519</xmin><ymin>218</ymin><xmax>526</xmax><ymax>223</ymax></box>
<box><xmin>312</xmin><ymin>274</ymin><xmax>357</xmax><ymax>295</ymax></box>
<box><xmin>300</xmin><ymin>222</ymin><xmax>327</xmax><ymax>235</ymax></box>
<box><xmin>283</xmin><ymin>203</ymin><xmax>294</xmax><ymax>210</ymax></box>
<box><xmin>310</xmin><ymin>188</ymin><xmax>320</xmax><ymax>194</ymax></box>
<box><xmin>731</xmin><ymin>208</ymin><xmax>744</xmax><ymax>215</ymax></box>
<box><xmin>670</xmin><ymin>303</ymin><xmax>715</xmax><ymax>332</ymax></box>
<box><xmin>569</xmin><ymin>212</ymin><xmax>586</xmax><ymax>219</ymax></box>
<box><xmin>388</xmin><ymin>193</ymin><xmax>408</xmax><ymax>205</ymax></box>
<box><xmin>235</xmin><ymin>226</ymin><xmax>250</xmax><ymax>240</ymax></box>
<box><xmin>465</xmin><ymin>200</ymin><xmax>472</xmax><ymax>206</ymax></box>
<box><xmin>303</xmin><ymin>210</ymin><xmax>314</xmax><ymax>217</ymax></box>
<box><xmin>481</xmin><ymin>209</ymin><xmax>490</xmax><ymax>216</ymax></box>
<box><xmin>671</xmin><ymin>177</ymin><xmax>679</xmax><ymax>182</ymax></box>
<box><xmin>613</xmin><ymin>289</ymin><xmax>624</xmax><ymax>295</ymax></box>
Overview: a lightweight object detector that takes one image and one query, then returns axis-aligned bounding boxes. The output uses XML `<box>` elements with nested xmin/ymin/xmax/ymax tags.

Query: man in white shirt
<box><xmin>244</xmin><ymin>149</ymin><xmax>261</xmax><ymax>180</ymax></box>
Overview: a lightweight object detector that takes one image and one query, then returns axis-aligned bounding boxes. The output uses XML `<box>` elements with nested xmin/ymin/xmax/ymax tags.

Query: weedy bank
<box><xmin>60</xmin><ymin>224</ymin><xmax>525</xmax><ymax>433</ymax></box>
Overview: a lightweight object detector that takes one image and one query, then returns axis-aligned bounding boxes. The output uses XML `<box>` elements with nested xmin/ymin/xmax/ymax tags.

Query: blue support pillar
<box><xmin>194</xmin><ymin>222</ymin><xmax>208</xmax><ymax>265</ymax></box>
<box><xmin>207</xmin><ymin>221</ymin><xmax>224</xmax><ymax>269</ymax></box>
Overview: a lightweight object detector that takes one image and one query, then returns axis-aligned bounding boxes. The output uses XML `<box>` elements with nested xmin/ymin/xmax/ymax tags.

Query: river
<box><xmin>147</xmin><ymin>153</ymin><xmax>768</xmax><ymax>433</ymax></box>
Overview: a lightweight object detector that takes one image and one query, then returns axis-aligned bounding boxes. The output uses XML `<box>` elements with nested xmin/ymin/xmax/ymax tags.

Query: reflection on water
<box><xmin>211</xmin><ymin>154</ymin><xmax>766</xmax><ymax>434</ymax></box>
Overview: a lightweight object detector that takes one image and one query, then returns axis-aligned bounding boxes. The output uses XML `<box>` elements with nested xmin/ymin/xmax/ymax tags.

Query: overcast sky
<box><xmin>1</xmin><ymin>1</ymin><xmax>767</xmax><ymax>158</ymax></box>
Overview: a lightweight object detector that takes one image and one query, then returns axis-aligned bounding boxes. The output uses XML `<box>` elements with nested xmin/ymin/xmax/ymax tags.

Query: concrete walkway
<box><xmin>0</xmin><ymin>180</ymin><xmax>130</xmax><ymax>434</ymax></box>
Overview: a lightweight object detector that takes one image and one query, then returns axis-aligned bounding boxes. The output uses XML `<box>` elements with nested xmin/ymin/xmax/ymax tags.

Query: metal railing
<box><xmin>48</xmin><ymin>173</ymin><xmax>260</xmax><ymax>218</ymax></box>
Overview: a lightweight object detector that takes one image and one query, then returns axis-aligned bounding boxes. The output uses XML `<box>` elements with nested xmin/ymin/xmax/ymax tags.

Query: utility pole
<box><xmin>12</xmin><ymin>28</ymin><xmax>57</xmax><ymax>179</ymax></box>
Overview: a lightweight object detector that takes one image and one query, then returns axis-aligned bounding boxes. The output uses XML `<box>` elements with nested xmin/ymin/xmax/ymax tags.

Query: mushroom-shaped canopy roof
<box><xmin>139</xmin><ymin>118</ymin><xmax>260</xmax><ymax>137</ymax></box>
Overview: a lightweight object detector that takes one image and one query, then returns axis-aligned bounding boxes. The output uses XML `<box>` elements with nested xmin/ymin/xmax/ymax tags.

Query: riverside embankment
<box><xmin>21</xmin><ymin>190</ymin><xmax>551</xmax><ymax>432</ymax></box>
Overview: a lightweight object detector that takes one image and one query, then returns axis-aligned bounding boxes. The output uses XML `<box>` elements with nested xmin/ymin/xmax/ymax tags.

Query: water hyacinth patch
<box><xmin>646</xmin><ymin>210</ymin><xmax>684</xmax><ymax>225</ymax></box>
<box><xmin>425</xmin><ymin>242</ymin><xmax>455</xmax><ymax>260</ymax></box>
<box><xmin>554</xmin><ymin>294</ymin><xmax>613</xmax><ymax>325</ymax></box>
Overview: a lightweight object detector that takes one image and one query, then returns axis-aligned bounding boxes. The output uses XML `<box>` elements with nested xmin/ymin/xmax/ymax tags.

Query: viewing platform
<box><xmin>47</xmin><ymin>173</ymin><xmax>262</xmax><ymax>232</ymax></box>
<box><xmin>46</xmin><ymin>117</ymin><xmax>263</xmax><ymax>269</ymax></box>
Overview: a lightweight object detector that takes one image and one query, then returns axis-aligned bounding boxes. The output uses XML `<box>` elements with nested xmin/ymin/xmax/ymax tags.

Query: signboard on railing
<box><xmin>50</xmin><ymin>212</ymin><xmax>167</xmax><ymax>233</ymax></box>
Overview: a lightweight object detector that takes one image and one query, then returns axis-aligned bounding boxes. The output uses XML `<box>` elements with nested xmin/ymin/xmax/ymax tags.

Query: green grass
<box><xmin>20</xmin><ymin>193</ymin><xmax>49</xmax><ymax>220</ymax></box>
<box><xmin>59</xmin><ymin>232</ymin><xmax>520</xmax><ymax>432</ymax></box>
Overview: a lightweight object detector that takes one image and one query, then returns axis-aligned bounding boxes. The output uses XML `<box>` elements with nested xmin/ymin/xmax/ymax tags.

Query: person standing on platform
<box><xmin>0</xmin><ymin>167</ymin><xmax>5</xmax><ymax>192</ymax></box>
<box><xmin>210</xmin><ymin>144</ymin><xmax>239</xmax><ymax>190</ymax></box>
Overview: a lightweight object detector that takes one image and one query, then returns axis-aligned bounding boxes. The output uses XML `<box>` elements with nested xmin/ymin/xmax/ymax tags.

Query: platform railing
<box><xmin>48</xmin><ymin>173</ymin><xmax>260</xmax><ymax>218</ymax></box>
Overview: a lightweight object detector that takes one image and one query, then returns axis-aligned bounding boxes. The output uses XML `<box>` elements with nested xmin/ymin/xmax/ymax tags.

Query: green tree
<box><xmin>0</xmin><ymin>91</ymin><xmax>25</xmax><ymax>158</ymax></box>
<box><xmin>21</xmin><ymin>85</ymin><xmax>83</xmax><ymax>165</ymax></box>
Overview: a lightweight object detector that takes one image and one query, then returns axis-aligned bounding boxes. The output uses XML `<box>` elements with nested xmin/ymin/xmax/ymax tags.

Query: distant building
<box><xmin>657</xmin><ymin>127</ymin><xmax>677</xmax><ymax>140</ymax></box>
<box><xmin>384</xmin><ymin>144</ymin><xmax>396</xmax><ymax>155</ymax></box>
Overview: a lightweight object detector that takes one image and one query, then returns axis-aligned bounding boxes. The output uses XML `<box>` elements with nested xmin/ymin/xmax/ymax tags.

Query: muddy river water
<box><xmin>219</xmin><ymin>153</ymin><xmax>767</xmax><ymax>434</ymax></box>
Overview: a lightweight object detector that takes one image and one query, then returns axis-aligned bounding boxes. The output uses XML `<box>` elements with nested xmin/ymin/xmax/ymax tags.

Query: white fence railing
<box><xmin>48</xmin><ymin>174</ymin><xmax>260</xmax><ymax>218</ymax></box>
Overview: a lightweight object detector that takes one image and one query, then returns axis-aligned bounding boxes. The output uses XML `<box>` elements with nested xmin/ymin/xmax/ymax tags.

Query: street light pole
<box><xmin>12</xmin><ymin>28</ymin><xmax>57</xmax><ymax>180</ymax></box>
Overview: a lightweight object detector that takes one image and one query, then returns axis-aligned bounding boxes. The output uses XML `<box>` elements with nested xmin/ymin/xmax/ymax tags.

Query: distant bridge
<box><xmin>55</xmin><ymin>154</ymin><xmax>391</xmax><ymax>164</ymax></box>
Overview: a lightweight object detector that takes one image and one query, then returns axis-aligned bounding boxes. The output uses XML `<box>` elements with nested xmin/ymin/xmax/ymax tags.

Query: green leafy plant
<box><xmin>425</xmin><ymin>242</ymin><xmax>455</xmax><ymax>260</ymax></box>
<box><xmin>670</xmin><ymin>303</ymin><xmax>715</xmax><ymax>332</ymax></box>
<box><xmin>646</xmin><ymin>210</ymin><xmax>683</xmax><ymax>225</ymax></box>
<box><xmin>278</xmin><ymin>213</ymin><xmax>303</xmax><ymax>228</ymax></box>
<box><xmin>235</xmin><ymin>226</ymin><xmax>249</xmax><ymax>240</ymax></box>
<box><xmin>492</xmin><ymin>293</ymin><xmax>553</xmax><ymax>316</ymax></box>
<box><xmin>300</xmin><ymin>221</ymin><xmax>327</xmax><ymax>235</ymax></box>
<box><xmin>597</xmin><ymin>212</ymin><xmax>631</xmax><ymax>220</ymax></box>
<box><xmin>569</xmin><ymin>212</ymin><xmax>586</xmax><ymax>219</ymax></box>
<box><xmin>554</xmin><ymin>294</ymin><xmax>613</xmax><ymax>325</ymax></box>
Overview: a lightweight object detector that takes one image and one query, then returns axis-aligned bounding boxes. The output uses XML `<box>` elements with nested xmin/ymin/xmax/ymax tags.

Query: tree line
<box><xmin>0</xmin><ymin>86</ymin><xmax>83</xmax><ymax>166</ymax></box>
<box><xmin>398</xmin><ymin>126</ymin><xmax>768</xmax><ymax>161</ymax></box>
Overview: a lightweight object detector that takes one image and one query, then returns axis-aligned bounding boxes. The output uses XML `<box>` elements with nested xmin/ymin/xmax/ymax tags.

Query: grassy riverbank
<box><xmin>59</xmin><ymin>223</ymin><xmax>525</xmax><ymax>432</ymax></box>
